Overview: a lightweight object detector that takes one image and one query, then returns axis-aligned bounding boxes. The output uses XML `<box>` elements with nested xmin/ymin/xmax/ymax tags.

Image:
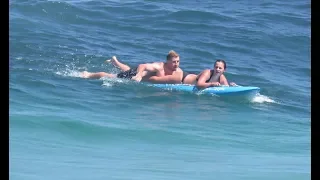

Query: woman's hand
<box><xmin>210</xmin><ymin>82</ymin><xmax>221</xmax><ymax>86</ymax></box>
<box><xmin>229</xmin><ymin>82</ymin><xmax>237</xmax><ymax>86</ymax></box>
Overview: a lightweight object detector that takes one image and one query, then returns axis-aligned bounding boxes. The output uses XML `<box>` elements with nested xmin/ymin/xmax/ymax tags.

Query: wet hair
<box><xmin>215</xmin><ymin>59</ymin><xmax>226</xmax><ymax>69</ymax></box>
<box><xmin>166</xmin><ymin>50</ymin><xmax>179</xmax><ymax>61</ymax></box>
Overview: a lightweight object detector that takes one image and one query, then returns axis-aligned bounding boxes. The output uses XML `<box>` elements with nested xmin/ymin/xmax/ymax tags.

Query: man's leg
<box><xmin>107</xmin><ymin>56</ymin><xmax>131</xmax><ymax>72</ymax></box>
<box><xmin>81</xmin><ymin>71</ymin><xmax>117</xmax><ymax>79</ymax></box>
<box><xmin>80</xmin><ymin>56</ymin><xmax>132</xmax><ymax>79</ymax></box>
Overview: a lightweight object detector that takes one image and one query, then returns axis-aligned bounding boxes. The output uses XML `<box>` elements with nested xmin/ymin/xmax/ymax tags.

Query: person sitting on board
<box><xmin>80</xmin><ymin>50</ymin><xmax>185</xmax><ymax>84</ymax></box>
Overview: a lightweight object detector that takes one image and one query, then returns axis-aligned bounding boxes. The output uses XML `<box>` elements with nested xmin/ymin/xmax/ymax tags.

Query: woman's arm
<box><xmin>196</xmin><ymin>69</ymin><xmax>219</xmax><ymax>89</ymax></box>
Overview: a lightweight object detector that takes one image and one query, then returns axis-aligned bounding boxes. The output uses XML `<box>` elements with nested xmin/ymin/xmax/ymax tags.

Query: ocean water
<box><xmin>9</xmin><ymin>0</ymin><xmax>311</xmax><ymax>179</ymax></box>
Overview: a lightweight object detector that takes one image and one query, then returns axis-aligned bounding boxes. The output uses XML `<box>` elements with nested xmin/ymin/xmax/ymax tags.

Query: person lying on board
<box><xmin>193</xmin><ymin>59</ymin><xmax>237</xmax><ymax>89</ymax></box>
<box><xmin>80</xmin><ymin>50</ymin><xmax>185</xmax><ymax>84</ymax></box>
<box><xmin>105</xmin><ymin>57</ymin><xmax>237</xmax><ymax>88</ymax></box>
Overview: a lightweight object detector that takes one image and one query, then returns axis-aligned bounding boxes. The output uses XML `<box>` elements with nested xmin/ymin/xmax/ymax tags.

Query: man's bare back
<box><xmin>132</xmin><ymin>54</ymin><xmax>183</xmax><ymax>83</ymax></box>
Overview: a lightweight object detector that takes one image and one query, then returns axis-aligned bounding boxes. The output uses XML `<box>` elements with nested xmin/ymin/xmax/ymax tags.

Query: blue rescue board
<box><xmin>150</xmin><ymin>84</ymin><xmax>260</xmax><ymax>97</ymax></box>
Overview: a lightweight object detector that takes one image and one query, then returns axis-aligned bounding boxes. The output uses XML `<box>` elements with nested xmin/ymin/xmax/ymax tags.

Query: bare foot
<box><xmin>111</xmin><ymin>56</ymin><xmax>118</xmax><ymax>62</ymax></box>
<box><xmin>105</xmin><ymin>56</ymin><xmax>118</xmax><ymax>65</ymax></box>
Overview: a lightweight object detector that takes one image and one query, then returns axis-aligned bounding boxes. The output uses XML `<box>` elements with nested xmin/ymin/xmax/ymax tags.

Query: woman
<box><xmin>193</xmin><ymin>59</ymin><xmax>237</xmax><ymax>89</ymax></box>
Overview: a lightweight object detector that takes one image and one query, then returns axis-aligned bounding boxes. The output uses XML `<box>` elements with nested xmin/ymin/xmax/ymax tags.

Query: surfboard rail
<box><xmin>148</xmin><ymin>83</ymin><xmax>260</xmax><ymax>97</ymax></box>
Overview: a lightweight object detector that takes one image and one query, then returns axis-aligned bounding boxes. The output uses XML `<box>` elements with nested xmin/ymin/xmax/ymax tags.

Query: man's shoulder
<box><xmin>176</xmin><ymin>68</ymin><xmax>184</xmax><ymax>73</ymax></box>
<box><xmin>150</xmin><ymin>61</ymin><xmax>164</xmax><ymax>66</ymax></box>
<box><xmin>149</xmin><ymin>61</ymin><xmax>163</xmax><ymax>64</ymax></box>
<box><xmin>171</xmin><ymin>68</ymin><xmax>183</xmax><ymax>76</ymax></box>
<box><xmin>145</xmin><ymin>61</ymin><xmax>164</xmax><ymax>70</ymax></box>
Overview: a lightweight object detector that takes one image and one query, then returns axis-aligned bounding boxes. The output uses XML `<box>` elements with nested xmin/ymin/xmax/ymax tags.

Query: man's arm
<box><xmin>146</xmin><ymin>75</ymin><xmax>181</xmax><ymax>84</ymax></box>
<box><xmin>136</xmin><ymin>62</ymin><xmax>162</xmax><ymax>75</ymax></box>
<box><xmin>132</xmin><ymin>62</ymin><xmax>162</xmax><ymax>81</ymax></box>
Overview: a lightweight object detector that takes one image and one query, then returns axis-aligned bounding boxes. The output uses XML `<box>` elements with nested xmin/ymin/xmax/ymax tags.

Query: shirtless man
<box><xmin>80</xmin><ymin>50</ymin><xmax>184</xmax><ymax>84</ymax></box>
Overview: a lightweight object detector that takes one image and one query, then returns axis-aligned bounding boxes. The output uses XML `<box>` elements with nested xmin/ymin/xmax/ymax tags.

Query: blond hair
<box><xmin>166</xmin><ymin>50</ymin><xmax>179</xmax><ymax>60</ymax></box>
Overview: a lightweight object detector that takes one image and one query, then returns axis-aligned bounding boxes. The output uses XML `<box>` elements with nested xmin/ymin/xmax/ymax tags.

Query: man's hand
<box><xmin>131</xmin><ymin>75</ymin><xmax>142</xmax><ymax>82</ymax></box>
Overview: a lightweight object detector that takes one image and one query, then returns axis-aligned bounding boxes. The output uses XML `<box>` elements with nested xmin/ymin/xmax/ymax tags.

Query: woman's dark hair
<box><xmin>215</xmin><ymin>59</ymin><xmax>226</xmax><ymax>69</ymax></box>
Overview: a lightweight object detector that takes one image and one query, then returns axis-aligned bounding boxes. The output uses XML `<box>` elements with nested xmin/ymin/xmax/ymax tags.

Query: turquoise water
<box><xmin>9</xmin><ymin>0</ymin><xmax>310</xmax><ymax>179</ymax></box>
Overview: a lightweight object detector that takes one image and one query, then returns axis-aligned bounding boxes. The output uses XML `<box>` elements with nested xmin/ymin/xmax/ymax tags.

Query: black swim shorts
<box><xmin>116</xmin><ymin>67</ymin><xmax>138</xmax><ymax>79</ymax></box>
<box><xmin>182</xmin><ymin>71</ymin><xmax>190</xmax><ymax>83</ymax></box>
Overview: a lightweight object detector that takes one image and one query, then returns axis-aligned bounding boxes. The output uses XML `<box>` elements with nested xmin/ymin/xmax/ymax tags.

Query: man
<box><xmin>80</xmin><ymin>50</ymin><xmax>184</xmax><ymax>84</ymax></box>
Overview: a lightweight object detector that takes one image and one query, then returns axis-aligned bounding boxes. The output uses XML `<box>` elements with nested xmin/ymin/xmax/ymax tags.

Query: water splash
<box><xmin>55</xmin><ymin>69</ymin><xmax>86</xmax><ymax>78</ymax></box>
<box><xmin>251</xmin><ymin>93</ymin><xmax>276</xmax><ymax>103</ymax></box>
<box><xmin>101</xmin><ymin>77</ymin><xmax>128</xmax><ymax>87</ymax></box>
